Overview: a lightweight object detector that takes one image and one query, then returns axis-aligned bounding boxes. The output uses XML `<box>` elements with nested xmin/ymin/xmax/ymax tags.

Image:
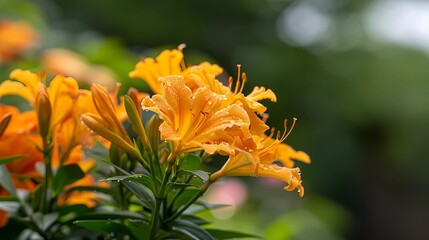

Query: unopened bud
<box><xmin>124</xmin><ymin>95</ymin><xmax>151</xmax><ymax>150</ymax></box>
<box><xmin>0</xmin><ymin>113</ymin><xmax>12</xmax><ymax>137</ymax></box>
<box><xmin>81</xmin><ymin>113</ymin><xmax>142</xmax><ymax>160</ymax></box>
<box><xmin>35</xmin><ymin>87</ymin><xmax>52</xmax><ymax>143</ymax></box>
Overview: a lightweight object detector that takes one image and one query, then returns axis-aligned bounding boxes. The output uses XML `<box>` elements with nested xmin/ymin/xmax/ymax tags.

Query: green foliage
<box><xmin>53</xmin><ymin>164</ymin><xmax>85</xmax><ymax>194</ymax></box>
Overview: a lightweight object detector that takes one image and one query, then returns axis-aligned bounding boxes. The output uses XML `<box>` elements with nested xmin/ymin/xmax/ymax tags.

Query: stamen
<box><xmin>177</xmin><ymin>43</ymin><xmax>187</xmax><ymax>71</ymax></box>
<box><xmin>239</xmin><ymin>72</ymin><xmax>247</xmax><ymax>93</ymax></box>
<box><xmin>281</xmin><ymin>118</ymin><xmax>297</xmax><ymax>141</ymax></box>
<box><xmin>234</xmin><ymin>64</ymin><xmax>241</xmax><ymax>94</ymax></box>
<box><xmin>177</xmin><ymin>43</ymin><xmax>186</xmax><ymax>51</ymax></box>
<box><xmin>261</xmin><ymin>113</ymin><xmax>269</xmax><ymax>123</ymax></box>
<box><xmin>268</xmin><ymin>128</ymin><xmax>275</xmax><ymax>138</ymax></box>
<box><xmin>228</xmin><ymin>76</ymin><xmax>233</xmax><ymax>89</ymax></box>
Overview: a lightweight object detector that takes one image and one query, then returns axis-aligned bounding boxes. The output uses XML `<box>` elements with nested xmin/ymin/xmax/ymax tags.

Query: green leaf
<box><xmin>101</xmin><ymin>159</ymin><xmax>131</xmax><ymax>175</ymax></box>
<box><xmin>103</xmin><ymin>174</ymin><xmax>155</xmax><ymax>192</ymax></box>
<box><xmin>206</xmin><ymin>229</ymin><xmax>263</xmax><ymax>239</ymax></box>
<box><xmin>182</xmin><ymin>200</ymin><xmax>230</xmax><ymax>215</ymax></box>
<box><xmin>121</xmin><ymin>180</ymin><xmax>155</xmax><ymax>210</ymax></box>
<box><xmin>195</xmin><ymin>200</ymin><xmax>230</xmax><ymax>210</ymax></box>
<box><xmin>79</xmin><ymin>211</ymin><xmax>148</xmax><ymax>222</ymax></box>
<box><xmin>188</xmin><ymin>170</ymin><xmax>209</xmax><ymax>182</ymax></box>
<box><xmin>172</xmin><ymin>219</ymin><xmax>215</xmax><ymax>240</ymax></box>
<box><xmin>181</xmin><ymin>215</ymin><xmax>211</xmax><ymax>226</ymax></box>
<box><xmin>30</xmin><ymin>184</ymin><xmax>44</xmax><ymax>211</ymax></box>
<box><xmin>178</xmin><ymin>169</ymin><xmax>209</xmax><ymax>182</ymax></box>
<box><xmin>29</xmin><ymin>212</ymin><xmax>59</xmax><ymax>231</ymax></box>
<box><xmin>168</xmin><ymin>182</ymin><xmax>198</xmax><ymax>189</ymax></box>
<box><xmin>0</xmin><ymin>201</ymin><xmax>20</xmax><ymax>213</ymax></box>
<box><xmin>180</xmin><ymin>155</ymin><xmax>202</xmax><ymax>171</ymax></box>
<box><xmin>171</xmin><ymin>188</ymin><xmax>200</xmax><ymax>213</ymax></box>
<box><xmin>125</xmin><ymin>219</ymin><xmax>150</xmax><ymax>240</ymax></box>
<box><xmin>0</xmin><ymin>155</ymin><xmax>26</xmax><ymax>165</ymax></box>
<box><xmin>58</xmin><ymin>204</ymin><xmax>91</xmax><ymax>222</ymax></box>
<box><xmin>74</xmin><ymin>220</ymin><xmax>133</xmax><ymax>236</ymax></box>
<box><xmin>0</xmin><ymin>165</ymin><xmax>17</xmax><ymax>196</ymax></box>
<box><xmin>0</xmin><ymin>196</ymin><xmax>19</xmax><ymax>202</ymax></box>
<box><xmin>53</xmin><ymin>164</ymin><xmax>85</xmax><ymax>193</ymax></box>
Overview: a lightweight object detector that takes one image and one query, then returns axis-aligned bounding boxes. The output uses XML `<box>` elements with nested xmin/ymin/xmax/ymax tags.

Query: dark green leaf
<box><xmin>171</xmin><ymin>188</ymin><xmax>200</xmax><ymax>213</ymax></box>
<box><xmin>103</xmin><ymin>174</ymin><xmax>155</xmax><ymax>192</ymax></box>
<box><xmin>168</xmin><ymin>182</ymin><xmax>198</xmax><ymax>189</ymax></box>
<box><xmin>121</xmin><ymin>181</ymin><xmax>155</xmax><ymax>209</ymax></box>
<box><xmin>181</xmin><ymin>215</ymin><xmax>211</xmax><ymax>226</ymax></box>
<box><xmin>0</xmin><ymin>155</ymin><xmax>26</xmax><ymax>165</ymax></box>
<box><xmin>102</xmin><ymin>159</ymin><xmax>131</xmax><ymax>175</ymax></box>
<box><xmin>53</xmin><ymin>164</ymin><xmax>85</xmax><ymax>193</ymax></box>
<box><xmin>172</xmin><ymin>219</ymin><xmax>215</xmax><ymax>240</ymax></box>
<box><xmin>182</xmin><ymin>200</ymin><xmax>231</xmax><ymax>215</ymax></box>
<box><xmin>125</xmin><ymin>219</ymin><xmax>150</xmax><ymax>240</ymax></box>
<box><xmin>30</xmin><ymin>184</ymin><xmax>44</xmax><ymax>211</ymax></box>
<box><xmin>0</xmin><ymin>196</ymin><xmax>19</xmax><ymax>202</ymax></box>
<box><xmin>58</xmin><ymin>204</ymin><xmax>90</xmax><ymax>220</ymax></box>
<box><xmin>206</xmin><ymin>229</ymin><xmax>263</xmax><ymax>239</ymax></box>
<box><xmin>79</xmin><ymin>211</ymin><xmax>147</xmax><ymax>221</ymax></box>
<box><xmin>178</xmin><ymin>169</ymin><xmax>209</xmax><ymax>182</ymax></box>
<box><xmin>74</xmin><ymin>220</ymin><xmax>133</xmax><ymax>236</ymax></box>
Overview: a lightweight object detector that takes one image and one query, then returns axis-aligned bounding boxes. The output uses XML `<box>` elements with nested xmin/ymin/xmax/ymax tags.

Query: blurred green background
<box><xmin>2</xmin><ymin>0</ymin><xmax>429</xmax><ymax>239</ymax></box>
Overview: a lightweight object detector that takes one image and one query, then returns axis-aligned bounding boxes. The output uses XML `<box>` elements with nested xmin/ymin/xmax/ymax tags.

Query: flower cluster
<box><xmin>0</xmin><ymin>21</ymin><xmax>310</xmax><ymax>238</ymax></box>
<box><xmin>0</xmin><ymin>70</ymin><xmax>108</xmax><ymax>229</ymax></box>
<box><xmin>130</xmin><ymin>48</ymin><xmax>311</xmax><ymax>196</ymax></box>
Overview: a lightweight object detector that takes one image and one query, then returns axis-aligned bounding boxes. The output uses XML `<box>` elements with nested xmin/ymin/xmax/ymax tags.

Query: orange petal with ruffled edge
<box><xmin>9</xmin><ymin>69</ymin><xmax>43</xmax><ymax>98</ymax></box>
<box><xmin>130</xmin><ymin>50</ymin><xmax>183</xmax><ymax>94</ymax></box>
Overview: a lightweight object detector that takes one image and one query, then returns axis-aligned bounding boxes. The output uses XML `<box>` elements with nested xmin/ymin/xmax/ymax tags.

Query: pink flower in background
<box><xmin>204</xmin><ymin>179</ymin><xmax>248</xmax><ymax>219</ymax></box>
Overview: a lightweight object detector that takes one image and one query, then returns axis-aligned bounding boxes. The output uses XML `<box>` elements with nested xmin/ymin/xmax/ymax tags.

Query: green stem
<box><xmin>41</xmin><ymin>144</ymin><xmax>53</xmax><ymax>213</ymax></box>
<box><xmin>167</xmin><ymin>175</ymin><xmax>192</xmax><ymax>213</ymax></box>
<box><xmin>165</xmin><ymin>180</ymin><xmax>212</xmax><ymax>224</ymax></box>
<box><xmin>149</xmin><ymin>153</ymin><xmax>176</xmax><ymax>239</ymax></box>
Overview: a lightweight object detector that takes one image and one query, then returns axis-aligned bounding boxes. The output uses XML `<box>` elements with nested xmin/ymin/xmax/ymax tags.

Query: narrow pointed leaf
<box><xmin>172</xmin><ymin>219</ymin><xmax>215</xmax><ymax>240</ymax></box>
<box><xmin>206</xmin><ymin>229</ymin><xmax>263</xmax><ymax>239</ymax></box>
<box><xmin>74</xmin><ymin>220</ymin><xmax>133</xmax><ymax>236</ymax></box>
<box><xmin>0</xmin><ymin>155</ymin><xmax>26</xmax><ymax>165</ymax></box>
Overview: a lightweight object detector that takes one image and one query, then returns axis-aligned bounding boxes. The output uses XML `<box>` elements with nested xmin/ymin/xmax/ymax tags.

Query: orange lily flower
<box><xmin>0</xmin><ymin>20</ymin><xmax>38</xmax><ymax>63</ymax></box>
<box><xmin>210</xmin><ymin>119</ymin><xmax>311</xmax><ymax>197</ymax></box>
<box><xmin>0</xmin><ymin>105</ymin><xmax>43</xmax><ymax>227</ymax></box>
<box><xmin>0</xmin><ymin>69</ymin><xmax>104</xmax><ymax>155</ymax></box>
<box><xmin>141</xmin><ymin>75</ymin><xmax>250</xmax><ymax>155</ymax></box>
<box><xmin>129</xmin><ymin>48</ymin><xmax>223</xmax><ymax>94</ymax></box>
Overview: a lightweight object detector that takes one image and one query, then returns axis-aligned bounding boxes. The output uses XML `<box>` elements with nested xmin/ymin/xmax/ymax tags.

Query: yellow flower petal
<box><xmin>129</xmin><ymin>49</ymin><xmax>183</xmax><ymax>94</ymax></box>
<box><xmin>0</xmin><ymin>80</ymin><xmax>34</xmax><ymax>102</ymax></box>
<box><xmin>9</xmin><ymin>69</ymin><xmax>43</xmax><ymax>98</ymax></box>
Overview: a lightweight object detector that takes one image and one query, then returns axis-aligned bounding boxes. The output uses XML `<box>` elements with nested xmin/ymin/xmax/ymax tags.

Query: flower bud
<box><xmin>81</xmin><ymin>113</ymin><xmax>142</xmax><ymax>161</ymax></box>
<box><xmin>0</xmin><ymin>113</ymin><xmax>12</xmax><ymax>137</ymax></box>
<box><xmin>35</xmin><ymin>87</ymin><xmax>52</xmax><ymax>144</ymax></box>
<box><xmin>124</xmin><ymin>95</ymin><xmax>150</xmax><ymax>150</ymax></box>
